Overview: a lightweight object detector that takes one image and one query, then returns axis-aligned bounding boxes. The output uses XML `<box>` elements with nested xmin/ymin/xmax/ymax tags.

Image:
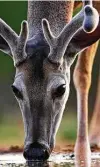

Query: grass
<box><xmin>57</xmin><ymin>113</ymin><xmax>77</xmax><ymax>142</ymax></box>
<box><xmin>0</xmin><ymin>114</ymin><xmax>24</xmax><ymax>148</ymax></box>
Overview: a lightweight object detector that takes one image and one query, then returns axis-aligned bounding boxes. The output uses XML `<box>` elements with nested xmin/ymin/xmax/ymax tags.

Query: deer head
<box><xmin>0</xmin><ymin>0</ymin><xmax>100</xmax><ymax>161</ymax></box>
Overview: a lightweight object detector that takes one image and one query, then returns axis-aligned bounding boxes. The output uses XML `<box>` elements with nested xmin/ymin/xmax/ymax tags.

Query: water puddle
<box><xmin>0</xmin><ymin>152</ymin><xmax>100</xmax><ymax>166</ymax></box>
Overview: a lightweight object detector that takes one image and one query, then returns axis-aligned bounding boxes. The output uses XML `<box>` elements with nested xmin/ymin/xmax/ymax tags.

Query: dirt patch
<box><xmin>54</xmin><ymin>144</ymin><xmax>100</xmax><ymax>153</ymax></box>
<box><xmin>0</xmin><ymin>144</ymin><xmax>100</xmax><ymax>154</ymax></box>
<box><xmin>54</xmin><ymin>144</ymin><xmax>74</xmax><ymax>153</ymax></box>
<box><xmin>0</xmin><ymin>146</ymin><xmax>23</xmax><ymax>154</ymax></box>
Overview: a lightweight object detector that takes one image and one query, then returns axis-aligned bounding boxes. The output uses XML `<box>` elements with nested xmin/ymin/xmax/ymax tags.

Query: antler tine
<box><xmin>0</xmin><ymin>18</ymin><xmax>18</xmax><ymax>50</ymax></box>
<box><xmin>82</xmin><ymin>0</ymin><xmax>99</xmax><ymax>33</ymax></box>
<box><xmin>42</xmin><ymin>19</ymin><xmax>55</xmax><ymax>47</ymax></box>
<box><xmin>42</xmin><ymin>0</ymin><xmax>99</xmax><ymax>64</ymax></box>
<box><xmin>15</xmin><ymin>20</ymin><xmax>29</xmax><ymax>66</ymax></box>
<box><xmin>0</xmin><ymin>18</ymin><xmax>29</xmax><ymax>66</ymax></box>
<box><xmin>19</xmin><ymin>20</ymin><xmax>28</xmax><ymax>41</ymax></box>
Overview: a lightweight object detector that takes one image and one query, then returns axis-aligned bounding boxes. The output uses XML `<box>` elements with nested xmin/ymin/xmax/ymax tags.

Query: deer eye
<box><xmin>11</xmin><ymin>85</ymin><xmax>23</xmax><ymax>100</ymax></box>
<box><xmin>53</xmin><ymin>84</ymin><xmax>66</xmax><ymax>98</ymax></box>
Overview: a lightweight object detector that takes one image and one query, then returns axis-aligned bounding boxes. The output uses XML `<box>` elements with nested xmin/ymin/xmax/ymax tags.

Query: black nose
<box><xmin>23</xmin><ymin>143</ymin><xmax>50</xmax><ymax>160</ymax></box>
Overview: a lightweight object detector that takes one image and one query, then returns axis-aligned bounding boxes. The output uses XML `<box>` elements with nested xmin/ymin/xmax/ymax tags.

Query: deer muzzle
<box><xmin>23</xmin><ymin>142</ymin><xmax>50</xmax><ymax>160</ymax></box>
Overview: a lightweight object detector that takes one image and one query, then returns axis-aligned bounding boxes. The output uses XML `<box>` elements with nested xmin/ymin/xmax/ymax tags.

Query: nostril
<box><xmin>23</xmin><ymin>147</ymin><xmax>50</xmax><ymax>160</ymax></box>
<box><xmin>44</xmin><ymin>149</ymin><xmax>50</xmax><ymax>160</ymax></box>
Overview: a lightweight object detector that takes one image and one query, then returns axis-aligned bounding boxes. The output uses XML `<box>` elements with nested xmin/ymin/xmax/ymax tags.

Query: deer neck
<box><xmin>27</xmin><ymin>1</ymin><xmax>74</xmax><ymax>39</ymax></box>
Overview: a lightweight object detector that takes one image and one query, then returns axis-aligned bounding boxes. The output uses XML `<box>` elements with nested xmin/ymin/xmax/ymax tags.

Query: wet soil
<box><xmin>0</xmin><ymin>145</ymin><xmax>100</xmax><ymax>167</ymax></box>
<box><xmin>0</xmin><ymin>152</ymin><xmax>100</xmax><ymax>167</ymax></box>
<box><xmin>0</xmin><ymin>144</ymin><xmax>100</xmax><ymax>154</ymax></box>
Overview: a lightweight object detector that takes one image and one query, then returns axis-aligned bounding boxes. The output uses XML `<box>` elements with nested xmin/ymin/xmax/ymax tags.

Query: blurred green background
<box><xmin>0</xmin><ymin>1</ymin><xmax>99</xmax><ymax>149</ymax></box>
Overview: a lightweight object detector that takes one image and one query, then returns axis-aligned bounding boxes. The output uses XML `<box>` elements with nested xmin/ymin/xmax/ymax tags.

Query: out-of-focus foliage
<box><xmin>0</xmin><ymin>1</ymin><xmax>27</xmax><ymax>78</ymax></box>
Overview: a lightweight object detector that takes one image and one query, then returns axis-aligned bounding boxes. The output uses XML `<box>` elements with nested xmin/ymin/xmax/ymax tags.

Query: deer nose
<box><xmin>23</xmin><ymin>143</ymin><xmax>50</xmax><ymax>160</ymax></box>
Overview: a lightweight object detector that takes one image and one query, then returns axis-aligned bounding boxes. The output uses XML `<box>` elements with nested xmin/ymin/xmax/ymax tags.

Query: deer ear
<box><xmin>0</xmin><ymin>35</ymin><xmax>12</xmax><ymax>56</ymax></box>
<box><xmin>66</xmin><ymin>16</ymin><xmax>100</xmax><ymax>66</ymax></box>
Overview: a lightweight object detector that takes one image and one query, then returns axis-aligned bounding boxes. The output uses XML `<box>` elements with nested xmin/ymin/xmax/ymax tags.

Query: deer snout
<box><xmin>23</xmin><ymin>142</ymin><xmax>50</xmax><ymax>160</ymax></box>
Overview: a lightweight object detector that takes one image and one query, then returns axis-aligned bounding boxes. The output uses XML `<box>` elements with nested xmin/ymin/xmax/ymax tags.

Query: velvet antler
<box><xmin>42</xmin><ymin>0</ymin><xmax>99</xmax><ymax>65</ymax></box>
<box><xmin>0</xmin><ymin>19</ymin><xmax>28</xmax><ymax>66</ymax></box>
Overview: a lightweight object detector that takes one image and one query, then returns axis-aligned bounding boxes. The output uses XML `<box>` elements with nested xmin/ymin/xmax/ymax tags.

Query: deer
<box><xmin>88</xmin><ymin>1</ymin><xmax>100</xmax><ymax>148</ymax></box>
<box><xmin>0</xmin><ymin>0</ymin><xmax>100</xmax><ymax>163</ymax></box>
<box><xmin>73</xmin><ymin>2</ymin><xmax>100</xmax><ymax>166</ymax></box>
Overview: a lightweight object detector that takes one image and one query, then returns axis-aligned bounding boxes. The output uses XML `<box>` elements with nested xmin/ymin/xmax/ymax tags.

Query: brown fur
<box><xmin>89</xmin><ymin>2</ymin><xmax>100</xmax><ymax>146</ymax></box>
<box><xmin>73</xmin><ymin>2</ymin><xmax>100</xmax><ymax>166</ymax></box>
<box><xmin>73</xmin><ymin>42</ymin><xmax>99</xmax><ymax>92</ymax></box>
<box><xmin>89</xmin><ymin>74</ymin><xmax>100</xmax><ymax>147</ymax></box>
<box><xmin>74</xmin><ymin>1</ymin><xmax>100</xmax><ymax>148</ymax></box>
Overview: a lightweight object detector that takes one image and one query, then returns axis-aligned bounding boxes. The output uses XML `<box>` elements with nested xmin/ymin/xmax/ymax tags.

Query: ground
<box><xmin>0</xmin><ymin>143</ymin><xmax>100</xmax><ymax>154</ymax></box>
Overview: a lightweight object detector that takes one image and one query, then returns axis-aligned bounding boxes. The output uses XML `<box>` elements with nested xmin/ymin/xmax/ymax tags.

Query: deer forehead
<box><xmin>14</xmin><ymin>54</ymin><xmax>69</xmax><ymax>90</ymax></box>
